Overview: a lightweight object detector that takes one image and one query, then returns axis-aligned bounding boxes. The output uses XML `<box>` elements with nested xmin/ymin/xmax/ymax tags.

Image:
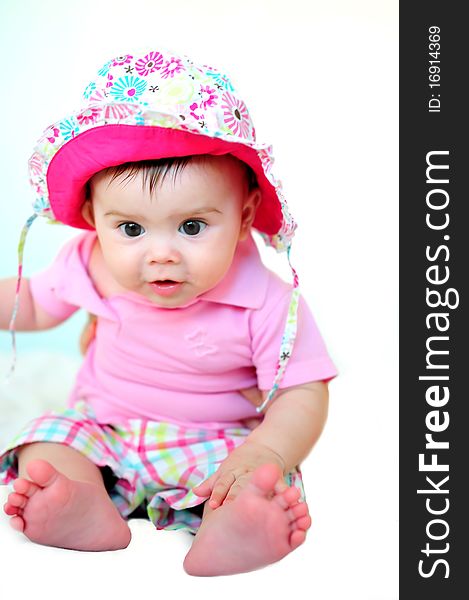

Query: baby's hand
<box><xmin>192</xmin><ymin>441</ymin><xmax>287</xmax><ymax>509</ymax></box>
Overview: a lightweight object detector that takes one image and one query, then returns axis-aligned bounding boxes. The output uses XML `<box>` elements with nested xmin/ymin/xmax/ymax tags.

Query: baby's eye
<box><xmin>179</xmin><ymin>220</ymin><xmax>207</xmax><ymax>236</ymax></box>
<box><xmin>118</xmin><ymin>222</ymin><xmax>145</xmax><ymax>238</ymax></box>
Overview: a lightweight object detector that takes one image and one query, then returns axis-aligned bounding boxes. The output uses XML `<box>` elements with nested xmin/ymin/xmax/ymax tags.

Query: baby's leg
<box><xmin>183</xmin><ymin>463</ymin><xmax>311</xmax><ymax>576</ymax></box>
<box><xmin>3</xmin><ymin>442</ymin><xmax>131</xmax><ymax>551</ymax></box>
<box><xmin>17</xmin><ymin>441</ymin><xmax>106</xmax><ymax>484</ymax></box>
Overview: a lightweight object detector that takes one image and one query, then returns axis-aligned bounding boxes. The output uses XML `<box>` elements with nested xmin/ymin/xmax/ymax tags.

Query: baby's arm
<box><xmin>245</xmin><ymin>382</ymin><xmax>329</xmax><ymax>472</ymax></box>
<box><xmin>0</xmin><ymin>277</ymin><xmax>67</xmax><ymax>331</ymax></box>
<box><xmin>193</xmin><ymin>381</ymin><xmax>328</xmax><ymax>507</ymax></box>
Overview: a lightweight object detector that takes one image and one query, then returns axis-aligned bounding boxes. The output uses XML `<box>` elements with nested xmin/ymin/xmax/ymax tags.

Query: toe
<box><xmin>295</xmin><ymin>514</ymin><xmax>312</xmax><ymax>531</ymax></box>
<box><xmin>4</xmin><ymin>502</ymin><xmax>20</xmax><ymax>516</ymax></box>
<box><xmin>13</xmin><ymin>477</ymin><xmax>41</xmax><ymax>497</ymax></box>
<box><xmin>274</xmin><ymin>478</ymin><xmax>289</xmax><ymax>494</ymax></box>
<box><xmin>273</xmin><ymin>485</ymin><xmax>300</xmax><ymax>510</ymax></box>
<box><xmin>289</xmin><ymin>529</ymin><xmax>306</xmax><ymax>550</ymax></box>
<box><xmin>287</xmin><ymin>501</ymin><xmax>308</xmax><ymax>523</ymax></box>
<box><xmin>9</xmin><ymin>515</ymin><xmax>25</xmax><ymax>532</ymax></box>
<box><xmin>247</xmin><ymin>464</ymin><xmax>283</xmax><ymax>497</ymax></box>
<box><xmin>25</xmin><ymin>459</ymin><xmax>60</xmax><ymax>488</ymax></box>
<box><xmin>7</xmin><ymin>492</ymin><xmax>27</xmax><ymax>509</ymax></box>
<box><xmin>283</xmin><ymin>486</ymin><xmax>300</xmax><ymax>505</ymax></box>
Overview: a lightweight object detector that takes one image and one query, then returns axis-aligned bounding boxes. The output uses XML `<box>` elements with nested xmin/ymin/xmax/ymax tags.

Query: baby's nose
<box><xmin>146</xmin><ymin>238</ymin><xmax>181</xmax><ymax>264</ymax></box>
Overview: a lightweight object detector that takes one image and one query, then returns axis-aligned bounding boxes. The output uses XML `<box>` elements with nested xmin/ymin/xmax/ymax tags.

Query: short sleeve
<box><xmin>250</xmin><ymin>276</ymin><xmax>338</xmax><ymax>390</ymax></box>
<box><xmin>29</xmin><ymin>233</ymin><xmax>95</xmax><ymax>320</ymax></box>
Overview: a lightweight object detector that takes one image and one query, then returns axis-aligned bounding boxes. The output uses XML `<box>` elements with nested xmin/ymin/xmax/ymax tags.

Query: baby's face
<box><xmin>83</xmin><ymin>156</ymin><xmax>259</xmax><ymax>308</ymax></box>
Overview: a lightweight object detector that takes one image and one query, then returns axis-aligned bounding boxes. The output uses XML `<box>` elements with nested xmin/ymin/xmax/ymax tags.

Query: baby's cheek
<box><xmin>107</xmin><ymin>256</ymin><xmax>140</xmax><ymax>291</ymax></box>
<box><xmin>199</xmin><ymin>251</ymin><xmax>235</xmax><ymax>289</ymax></box>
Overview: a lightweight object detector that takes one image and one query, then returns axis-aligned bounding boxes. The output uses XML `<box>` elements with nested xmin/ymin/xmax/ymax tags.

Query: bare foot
<box><xmin>2</xmin><ymin>459</ymin><xmax>131</xmax><ymax>551</ymax></box>
<box><xmin>183</xmin><ymin>463</ymin><xmax>311</xmax><ymax>576</ymax></box>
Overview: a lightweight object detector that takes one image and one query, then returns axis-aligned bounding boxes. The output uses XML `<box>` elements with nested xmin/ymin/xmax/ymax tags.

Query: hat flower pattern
<box><xmin>77</xmin><ymin>107</ymin><xmax>101</xmax><ymax>125</ymax></box>
<box><xmin>83</xmin><ymin>81</ymin><xmax>97</xmax><ymax>99</ymax></box>
<box><xmin>220</xmin><ymin>92</ymin><xmax>250</xmax><ymax>138</ymax></box>
<box><xmin>29</xmin><ymin>152</ymin><xmax>43</xmax><ymax>178</ymax></box>
<box><xmin>135</xmin><ymin>51</ymin><xmax>163</xmax><ymax>76</ymax></box>
<box><xmin>198</xmin><ymin>84</ymin><xmax>218</xmax><ymax>110</ymax></box>
<box><xmin>112</xmin><ymin>55</ymin><xmax>133</xmax><ymax>67</ymax></box>
<box><xmin>97</xmin><ymin>60</ymin><xmax>112</xmax><ymax>76</ymax></box>
<box><xmin>206</xmin><ymin>70</ymin><xmax>234</xmax><ymax>91</ymax></box>
<box><xmin>45</xmin><ymin>126</ymin><xmax>60</xmax><ymax>144</ymax></box>
<box><xmin>59</xmin><ymin>118</ymin><xmax>79</xmax><ymax>141</ymax></box>
<box><xmin>109</xmin><ymin>76</ymin><xmax>148</xmax><ymax>102</ymax></box>
<box><xmin>161</xmin><ymin>57</ymin><xmax>185</xmax><ymax>79</ymax></box>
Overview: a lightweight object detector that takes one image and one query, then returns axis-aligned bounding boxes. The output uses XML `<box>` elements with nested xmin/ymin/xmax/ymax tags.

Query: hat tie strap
<box><xmin>256</xmin><ymin>245</ymin><xmax>300</xmax><ymax>413</ymax></box>
<box><xmin>5</xmin><ymin>213</ymin><xmax>38</xmax><ymax>380</ymax></box>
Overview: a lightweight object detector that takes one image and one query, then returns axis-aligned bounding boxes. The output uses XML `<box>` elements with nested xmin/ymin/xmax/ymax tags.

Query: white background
<box><xmin>0</xmin><ymin>1</ymin><xmax>398</xmax><ymax>598</ymax></box>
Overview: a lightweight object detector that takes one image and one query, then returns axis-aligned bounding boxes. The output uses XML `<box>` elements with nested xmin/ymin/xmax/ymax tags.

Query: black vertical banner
<box><xmin>400</xmin><ymin>2</ymin><xmax>467</xmax><ymax>597</ymax></box>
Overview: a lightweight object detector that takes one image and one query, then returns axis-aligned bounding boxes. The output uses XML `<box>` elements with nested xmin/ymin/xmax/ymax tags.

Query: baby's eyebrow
<box><xmin>104</xmin><ymin>206</ymin><xmax>222</xmax><ymax>221</ymax></box>
<box><xmin>172</xmin><ymin>206</ymin><xmax>222</xmax><ymax>217</ymax></box>
<box><xmin>104</xmin><ymin>207</ymin><xmax>222</xmax><ymax>219</ymax></box>
<box><xmin>104</xmin><ymin>210</ymin><xmax>146</xmax><ymax>219</ymax></box>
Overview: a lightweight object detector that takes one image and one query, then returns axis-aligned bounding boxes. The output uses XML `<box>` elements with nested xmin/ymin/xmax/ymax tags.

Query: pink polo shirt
<box><xmin>29</xmin><ymin>232</ymin><xmax>337</xmax><ymax>428</ymax></box>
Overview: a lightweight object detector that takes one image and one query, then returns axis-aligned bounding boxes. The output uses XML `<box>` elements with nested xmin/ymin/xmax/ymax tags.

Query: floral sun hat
<box><xmin>11</xmin><ymin>48</ymin><xmax>301</xmax><ymax>412</ymax></box>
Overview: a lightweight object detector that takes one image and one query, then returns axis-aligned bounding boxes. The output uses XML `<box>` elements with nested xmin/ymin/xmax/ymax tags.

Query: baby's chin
<box><xmin>149</xmin><ymin>296</ymin><xmax>198</xmax><ymax>309</ymax></box>
<box><xmin>145</xmin><ymin>283</ymin><xmax>201</xmax><ymax>309</ymax></box>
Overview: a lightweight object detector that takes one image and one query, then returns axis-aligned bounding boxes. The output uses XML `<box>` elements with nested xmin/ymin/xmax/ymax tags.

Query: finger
<box><xmin>193</xmin><ymin>473</ymin><xmax>217</xmax><ymax>496</ymax></box>
<box><xmin>209</xmin><ymin>472</ymin><xmax>236</xmax><ymax>508</ymax></box>
<box><xmin>223</xmin><ymin>476</ymin><xmax>250</xmax><ymax>504</ymax></box>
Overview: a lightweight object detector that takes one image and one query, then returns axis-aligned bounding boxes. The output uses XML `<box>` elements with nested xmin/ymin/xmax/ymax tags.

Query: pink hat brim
<box><xmin>47</xmin><ymin>125</ymin><xmax>282</xmax><ymax>235</ymax></box>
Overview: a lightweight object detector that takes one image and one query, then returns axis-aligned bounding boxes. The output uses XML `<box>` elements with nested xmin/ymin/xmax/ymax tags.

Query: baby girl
<box><xmin>0</xmin><ymin>48</ymin><xmax>336</xmax><ymax>576</ymax></box>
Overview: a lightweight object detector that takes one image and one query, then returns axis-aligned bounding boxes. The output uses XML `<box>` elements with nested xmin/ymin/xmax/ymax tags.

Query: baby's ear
<box><xmin>239</xmin><ymin>190</ymin><xmax>261</xmax><ymax>240</ymax></box>
<box><xmin>81</xmin><ymin>199</ymin><xmax>96</xmax><ymax>228</ymax></box>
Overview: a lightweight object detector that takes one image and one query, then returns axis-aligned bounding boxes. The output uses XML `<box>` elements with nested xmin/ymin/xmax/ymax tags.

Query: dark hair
<box><xmin>85</xmin><ymin>155</ymin><xmax>258</xmax><ymax>199</ymax></box>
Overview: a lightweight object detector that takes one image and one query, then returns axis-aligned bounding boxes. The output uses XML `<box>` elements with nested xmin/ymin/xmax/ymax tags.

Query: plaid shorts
<box><xmin>0</xmin><ymin>399</ymin><xmax>305</xmax><ymax>533</ymax></box>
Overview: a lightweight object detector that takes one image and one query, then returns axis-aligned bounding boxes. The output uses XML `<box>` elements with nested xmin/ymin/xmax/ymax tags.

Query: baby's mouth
<box><xmin>149</xmin><ymin>280</ymin><xmax>183</xmax><ymax>297</ymax></box>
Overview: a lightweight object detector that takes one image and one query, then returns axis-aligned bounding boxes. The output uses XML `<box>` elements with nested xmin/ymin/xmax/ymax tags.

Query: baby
<box><xmin>0</xmin><ymin>49</ymin><xmax>336</xmax><ymax>576</ymax></box>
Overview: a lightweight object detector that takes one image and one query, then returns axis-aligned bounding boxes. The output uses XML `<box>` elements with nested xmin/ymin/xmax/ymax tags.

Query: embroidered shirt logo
<box><xmin>185</xmin><ymin>328</ymin><xmax>217</xmax><ymax>357</ymax></box>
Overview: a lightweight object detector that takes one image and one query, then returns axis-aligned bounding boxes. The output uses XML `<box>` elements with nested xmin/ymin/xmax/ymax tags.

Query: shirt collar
<box><xmin>199</xmin><ymin>234</ymin><xmax>269</xmax><ymax>309</ymax></box>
